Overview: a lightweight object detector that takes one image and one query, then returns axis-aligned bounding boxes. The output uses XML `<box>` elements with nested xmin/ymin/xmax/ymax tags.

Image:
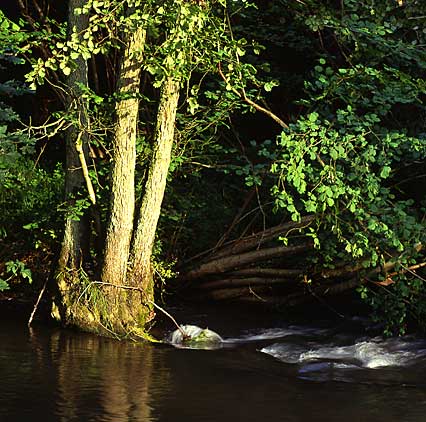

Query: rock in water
<box><xmin>169</xmin><ymin>324</ymin><xmax>223</xmax><ymax>349</ymax></box>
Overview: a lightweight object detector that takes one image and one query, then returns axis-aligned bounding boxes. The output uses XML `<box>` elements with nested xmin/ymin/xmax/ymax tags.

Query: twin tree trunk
<box><xmin>98</xmin><ymin>22</ymin><xmax>147</xmax><ymax>334</ymax></box>
<box><xmin>100</xmin><ymin>23</ymin><xmax>181</xmax><ymax>334</ymax></box>
<box><xmin>55</xmin><ymin>4</ymin><xmax>181</xmax><ymax>337</ymax></box>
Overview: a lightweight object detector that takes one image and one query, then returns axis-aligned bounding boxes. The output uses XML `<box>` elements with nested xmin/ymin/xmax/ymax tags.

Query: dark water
<box><xmin>1</xmin><ymin>306</ymin><xmax>426</xmax><ymax>422</ymax></box>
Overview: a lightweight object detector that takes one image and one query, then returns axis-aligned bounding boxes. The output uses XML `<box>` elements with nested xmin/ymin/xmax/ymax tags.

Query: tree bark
<box><xmin>130</xmin><ymin>76</ymin><xmax>181</xmax><ymax>297</ymax></box>
<box><xmin>101</xmin><ymin>24</ymin><xmax>147</xmax><ymax>286</ymax></box>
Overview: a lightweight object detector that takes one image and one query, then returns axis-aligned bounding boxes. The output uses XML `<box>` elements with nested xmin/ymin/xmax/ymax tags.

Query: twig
<box><xmin>396</xmin><ymin>262</ymin><xmax>426</xmax><ymax>281</ymax></box>
<box><xmin>28</xmin><ymin>278</ymin><xmax>48</xmax><ymax>327</ymax></box>
<box><xmin>214</xmin><ymin>188</ymin><xmax>256</xmax><ymax>250</ymax></box>
<box><xmin>249</xmin><ymin>286</ymin><xmax>266</xmax><ymax>302</ymax></box>
<box><xmin>306</xmin><ymin>279</ymin><xmax>346</xmax><ymax>319</ymax></box>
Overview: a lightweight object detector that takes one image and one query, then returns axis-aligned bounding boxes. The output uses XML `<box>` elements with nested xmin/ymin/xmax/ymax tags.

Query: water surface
<box><xmin>1</xmin><ymin>308</ymin><xmax>426</xmax><ymax>422</ymax></box>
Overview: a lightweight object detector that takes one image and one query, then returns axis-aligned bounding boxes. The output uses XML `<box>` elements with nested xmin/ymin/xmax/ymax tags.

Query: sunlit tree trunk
<box><xmin>101</xmin><ymin>24</ymin><xmax>147</xmax><ymax>287</ymax></box>
<box><xmin>130</xmin><ymin>77</ymin><xmax>181</xmax><ymax>304</ymax></box>
<box><xmin>96</xmin><ymin>15</ymin><xmax>151</xmax><ymax>335</ymax></box>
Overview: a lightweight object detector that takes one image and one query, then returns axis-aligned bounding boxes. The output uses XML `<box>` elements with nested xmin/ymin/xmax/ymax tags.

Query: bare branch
<box><xmin>75</xmin><ymin>131</ymin><xmax>97</xmax><ymax>205</ymax></box>
<box><xmin>217</xmin><ymin>63</ymin><xmax>289</xmax><ymax>129</ymax></box>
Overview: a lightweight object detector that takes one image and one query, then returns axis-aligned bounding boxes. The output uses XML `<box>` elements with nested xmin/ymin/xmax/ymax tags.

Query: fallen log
<box><xmin>198</xmin><ymin>276</ymin><xmax>299</xmax><ymax>290</ymax></box>
<box><xmin>209</xmin><ymin>215</ymin><xmax>314</xmax><ymax>260</ymax></box>
<box><xmin>229</xmin><ymin>268</ymin><xmax>304</xmax><ymax>278</ymax></box>
<box><xmin>319</xmin><ymin>263</ymin><xmax>363</xmax><ymax>279</ymax></box>
<box><xmin>201</xmin><ymin>285</ymin><xmax>271</xmax><ymax>301</ymax></box>
<box><xmin>183</xmin><ymin>243</ymin><xmax>312</xmax><ymax>282</ymax></box>
<box><xmin>219</xmin><ymin>258</ymin><xmax>409</xmax><ymax>307</ymax></box>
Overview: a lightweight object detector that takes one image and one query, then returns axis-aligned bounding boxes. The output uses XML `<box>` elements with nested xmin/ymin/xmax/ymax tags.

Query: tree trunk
<box><xmin>54</xmin><ymin>0</ymin><xmax>90</xmax><ymax>325</ymax></box>
<box><xmin>91</xmin><ymin>17</ymin><xmax>152</xmax><ymax>336</ymax></box>
<box><xmin>130</xmin><ymin>77</ymin><xmax>181</xmax><ymax>300</ymax></box>
<box><xmin>101</xmin><ymin>24</ymin><xmax>147</xmax><ymax>287</ymax></box>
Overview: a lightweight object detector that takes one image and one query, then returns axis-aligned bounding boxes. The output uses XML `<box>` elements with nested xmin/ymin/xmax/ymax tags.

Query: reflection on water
<box><xmin>0</xmin><ymin>321</ymin><xmax>160</xmax><ymax>422</ymax></box>
<box><xmin>1</xmin><ymin>315</ymin><xmax>426</xmax><ymax>422</ymax></box>
<box><xmin>45</xmin><ymin>330</ymin><xmax>156</xmax><ymax>421</ymax></box>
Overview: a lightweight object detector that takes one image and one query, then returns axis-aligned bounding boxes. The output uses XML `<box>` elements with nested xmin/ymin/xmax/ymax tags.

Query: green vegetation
<box><xmin>1</xmin><ymin>1</ymin><xmax>426</xmax><ymax>336</ymax></box>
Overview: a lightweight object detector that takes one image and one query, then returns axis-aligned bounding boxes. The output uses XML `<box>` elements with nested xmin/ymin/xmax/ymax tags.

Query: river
<box><xmin>1</xmin><ymin>304</ymin><xmax>426</xmax><ymax>421</ymax></box>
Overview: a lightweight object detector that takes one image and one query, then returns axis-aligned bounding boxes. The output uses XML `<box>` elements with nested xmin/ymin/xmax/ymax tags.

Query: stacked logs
<box><xmin>178</xmin><ymin>216</ymin><xmax>321</xmax><ymax>305</ymax></box>
<box><xmin>177</xmin><ymin>216</ymin><xmax>426</xmax><ymax>308</ymax></box>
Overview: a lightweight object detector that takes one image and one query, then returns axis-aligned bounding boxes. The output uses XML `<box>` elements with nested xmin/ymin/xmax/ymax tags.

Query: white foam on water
<box><xmin>261</xmin><ymin>337</ymin><xmax>426</xmax><ymax>369</ymax></box>
<box><xmin>225</xmin><ymin>325</ymin><xmax>332</xmax><ymax>343</ymax></box>
<box><xmin>300</xmin><ymin>342</ymin><xmax>415</xmax><ymax>368</ymax></box>
<box><xmin>260</xmin><ymin>343</ymin><xmax>312</xmax><ymax>364</ymax></box>
<box><xmin>225</xmin><ymin>328</ymin><xmax>303</xmax><ymax>343</ymax></box>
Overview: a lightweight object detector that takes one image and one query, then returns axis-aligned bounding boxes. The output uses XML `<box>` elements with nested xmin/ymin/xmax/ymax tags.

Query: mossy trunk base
<box><xmin>53</xmin><ymin>270</ymin><xmax>155</xmax><ymax>340</ymax></box>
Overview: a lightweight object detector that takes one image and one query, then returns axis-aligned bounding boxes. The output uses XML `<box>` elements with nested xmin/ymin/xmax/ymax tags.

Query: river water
<box><xmin>1</xmin><ymin>305</ymin><xmax>426</xmax><ymax>422</ymax></box>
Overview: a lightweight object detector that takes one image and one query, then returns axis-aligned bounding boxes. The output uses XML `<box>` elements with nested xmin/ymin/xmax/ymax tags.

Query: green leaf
<box><xmin>308</xmin><ymin>112</ymin><xmax>319</xmax><ymax>123</ymax></box>
<box><xmin>21</xmin><ymin>268</ymin><xmax>32</xmax><ymax>283</ymax></box>
<box><xmin>380</xmin><ymin>166</ymin><xmax>391</xmax><ymax>178</ymax></box>
<box><xmin>0</xmin><ymin>279</ymin><xmax>10</xmax><ymax>291</ymax></box>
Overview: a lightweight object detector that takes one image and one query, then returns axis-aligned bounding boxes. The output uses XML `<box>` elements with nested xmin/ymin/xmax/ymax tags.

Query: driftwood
<box><xmin>318</xmin><ymin>263</ymin><xmax>364</xmax><ymax>279</ymax></box>
<box><xmin>179</xmin><ymin>217</ymin><xmax>316</xmax><ymax>303</ymax></box>
<box><xmin>229</xmin><ymin>268</ymin><xmax>304</xmax><ymax>278</ymax></box>
<box><xmin>201</xmin><ymin>286</ymin><xmax>271</xmax><ymax>301</ymax></box>
<box><xmin>182</xmin><ymin>216</ymin><xmax>314</xmax><ymax>267</ymax></box>
<box><xmin>209</xmin><ymin>215</ymin><xmax>314</xmax><ymax>260</ymax></box>
<box><xmin>198</xmin><ymin>276</ymin><xmax>299</xmax><ymax>291</ymax></box>
<box><xmin>206</xmin><ymin>274</ymin><xmax>365</xmax><ymax>307</ymax></box>
<box><xmin>178</xmin><ymin>211</ymin><xmax>425</xmax><ymax>311</ymax></box>
<box><xmin>183</xmin><ymin>243</ymin><xmax>311</xmax><ymax>281</ymax></box>
<box><xmin>202</xmin><ymin>258</ymin><xmax>426</xmax><ymax>307</ymax></box>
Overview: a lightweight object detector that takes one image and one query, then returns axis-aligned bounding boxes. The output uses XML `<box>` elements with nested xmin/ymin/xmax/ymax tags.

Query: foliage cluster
<box><xmin>267</xmin><ymin>0</ymin><xmax>426</xmax><ymax>334</ymax></box>
<box><xmin>0</xmin><ymin>10</ymin><xmax>63</xmax><ymax>290</ymax></box>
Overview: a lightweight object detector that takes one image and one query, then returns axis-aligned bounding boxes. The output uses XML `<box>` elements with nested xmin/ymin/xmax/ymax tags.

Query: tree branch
<box><xmin>75</xmin><ymin>131</ymin><xmax>96</xmax><ymax>205</ymax></box>
<box><xmin>217</xmin><ymin>63</ymin><xmax>289</xmax><ymax>129</ymax></box>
